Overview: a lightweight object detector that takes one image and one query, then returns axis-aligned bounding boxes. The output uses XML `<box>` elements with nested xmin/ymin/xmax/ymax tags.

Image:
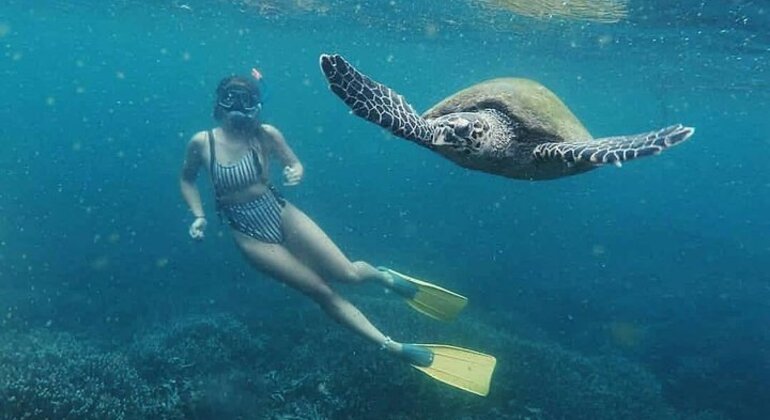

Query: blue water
<box><xmin>1</xmin><ymin>1</ymin><xmax>768</xmax><ymax>419</ymax></box>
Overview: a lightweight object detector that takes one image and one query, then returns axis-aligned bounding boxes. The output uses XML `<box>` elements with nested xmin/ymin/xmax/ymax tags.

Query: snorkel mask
<box><xmin>218</xmin><ymin>86</ymin><xmax>262</xmax><ymax>115</ymax></box>
<box><xmin>214</xmin><ymin>75</ymin><xmax>263</xmax><ymax>130</ymax></box>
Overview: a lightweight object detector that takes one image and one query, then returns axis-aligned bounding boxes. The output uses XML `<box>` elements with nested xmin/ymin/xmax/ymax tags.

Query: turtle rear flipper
<box><xmin>320</xmin><ymin>54</ymin><xmax>434</xmax><ymax>147</ymax></box>
<box><xmin>532</xmin><ymin>124</ymin><xmax>694</xmax><ymax>166</ymax></box>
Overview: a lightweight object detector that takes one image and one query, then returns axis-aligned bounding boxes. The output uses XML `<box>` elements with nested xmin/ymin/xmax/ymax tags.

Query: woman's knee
<box><xmin>339</xmin><ymin>265</ymin><xmax>361</xmax><ymax>283</ymax></box>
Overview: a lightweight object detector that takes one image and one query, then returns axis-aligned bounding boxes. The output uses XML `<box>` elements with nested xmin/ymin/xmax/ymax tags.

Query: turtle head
<box><xmin>430</xmin><ymin>112</ymin><xmax>487</xmax><ymax>154</ymax></box>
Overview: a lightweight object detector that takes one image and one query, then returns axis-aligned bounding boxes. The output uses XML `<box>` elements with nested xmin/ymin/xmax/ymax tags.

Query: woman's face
<box><xmin>218</xmin><ymin>85</ymin><xmax>262</xmax><ymax>131</ymax></box>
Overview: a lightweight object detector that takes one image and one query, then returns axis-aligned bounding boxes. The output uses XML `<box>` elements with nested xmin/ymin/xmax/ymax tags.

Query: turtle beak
<box><xmin>431</xmin><ymin>126</ymin><xmax>454</xmax><ymax>147</ymax></box>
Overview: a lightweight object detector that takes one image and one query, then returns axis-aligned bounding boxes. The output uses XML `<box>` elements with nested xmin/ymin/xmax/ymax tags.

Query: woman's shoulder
<box><xmin>259</xmin><ymin>124</ymin><xmax>286</xmax><ymax>144</ymax></box>
<box><xmin>259</xmin><ymin>123</ymin><xmax>281</xmax><ymax>137</ymax></box>
<box><xmin>189</xmin><ymin>128</ymin><xmax>215</xmax><ymax>145</ymax></box>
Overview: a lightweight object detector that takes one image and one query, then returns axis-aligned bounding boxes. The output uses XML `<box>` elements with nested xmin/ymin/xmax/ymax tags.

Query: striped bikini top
<box><xmin>208</xmin><ymin>130</ymin><xmax>264</xmax><ymax>196</ymax></box>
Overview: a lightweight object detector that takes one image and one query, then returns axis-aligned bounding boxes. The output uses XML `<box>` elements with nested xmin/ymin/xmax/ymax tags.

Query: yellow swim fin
<box><xmin>400</xmin><ymin>343</ymin><xmax>497</xmax><ymax>396</ymax></box>
<box><xmin>382</xmin><ymin>268</ymin><xmax>468</xmax><ymax>321</ymax></box>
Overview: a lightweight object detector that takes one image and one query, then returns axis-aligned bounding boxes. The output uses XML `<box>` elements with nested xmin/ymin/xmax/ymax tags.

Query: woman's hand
<box><xmin>189</xmin><ymin>217</ymin><xmax>207</xmax><ymax>240</ymax></box>
<box><xmin>283</xmin><ymin>164</ymin><xmax>303</xmax><ymax>186</ymax></box>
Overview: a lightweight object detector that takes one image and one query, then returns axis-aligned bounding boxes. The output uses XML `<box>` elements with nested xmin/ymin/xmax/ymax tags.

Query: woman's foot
<box><xmin>381</xmin><ymin>336</ymin><xmax>403</xmax><ymax>353</ymax></box>
<box><xmin>376</xmin><ymin>267</ymin><xmax>468</xmax><ymax>321</ymax></box>
<box><xmin>382</xmin><ymin>337</ymin><xmax>434</xmax><ymax>367</ymax></box>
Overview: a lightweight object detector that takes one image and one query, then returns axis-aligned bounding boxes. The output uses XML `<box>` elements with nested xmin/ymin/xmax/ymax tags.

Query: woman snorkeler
<box><xmin>179</xmin><ymin>69</ymin><xmax>495</xmax><ymax>395</ymax></box>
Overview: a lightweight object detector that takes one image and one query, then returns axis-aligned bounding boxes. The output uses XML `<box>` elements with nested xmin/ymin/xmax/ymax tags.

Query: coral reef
<box><xmin>0</xmin><ymin>299</ymin><xmax>726</xmax><ymax>419</ymax></box>
<box><xmin>0</xmin><ymin>330</ymin><xmax>182</xmax><ymax>419</ymax></box>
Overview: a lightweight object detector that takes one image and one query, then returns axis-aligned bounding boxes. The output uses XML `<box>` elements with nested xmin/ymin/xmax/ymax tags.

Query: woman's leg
<box><xmin>233</xmin><ymin>231</ymin><xmax>399</xmax><ymax>351</ymax></box>
<box><xmin>280</xmin><ymin>203</ymin><xmax>393</xmax><ymax>287</ymax></box>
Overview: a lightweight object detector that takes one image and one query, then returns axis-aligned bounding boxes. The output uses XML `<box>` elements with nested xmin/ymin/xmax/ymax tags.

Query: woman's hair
<box><xmin>212</xmin><ymin>75</ymin><xmax>262</xmax><ymax>121</ymax></box>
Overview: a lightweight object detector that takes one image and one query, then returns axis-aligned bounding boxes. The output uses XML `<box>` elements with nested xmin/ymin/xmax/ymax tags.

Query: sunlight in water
<box><xmin>230</xmin><ymin>0</ymin><xmax>629</xmax><ymax>31</ymax></box>
<box><xmin>239</xmin><ymin>0</ymin><xmax>330</xmax><ymax>16</ymax></box>
<box><xmin>473</xmin><ymin>0</ymin><xmax>628</xmax><ymax>23</ymax></box>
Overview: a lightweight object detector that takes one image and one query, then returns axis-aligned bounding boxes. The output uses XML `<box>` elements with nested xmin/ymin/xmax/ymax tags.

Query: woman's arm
<box><xmin>179</xmin><ymin>132</ymin><xmax>207</xmax><ymax>218</ymax></box>
<box><xmin>262</xmin><ymin>124</ymin><xmax>304</xmax><ymax>185</ymax></box>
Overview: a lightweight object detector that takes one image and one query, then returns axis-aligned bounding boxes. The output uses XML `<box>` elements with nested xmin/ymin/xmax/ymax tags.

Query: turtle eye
<box><xmin>452</xmin><ymin>119</ymin><xmax>473</xmax><ymax>137</ymax></box>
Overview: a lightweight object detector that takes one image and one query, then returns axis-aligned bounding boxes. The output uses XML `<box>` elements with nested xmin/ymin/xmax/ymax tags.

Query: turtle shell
<box><xmin>422</xmin><ymin>78</ymin><xmax>592</xmax><ymax>143</ymax></box>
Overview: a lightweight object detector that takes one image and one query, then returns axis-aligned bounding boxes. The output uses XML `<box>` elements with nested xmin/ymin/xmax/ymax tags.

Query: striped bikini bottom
<box><xmin>219</xmin><ymin>189</ymin><xmax>286</xmax><ymax>244</ymax></box>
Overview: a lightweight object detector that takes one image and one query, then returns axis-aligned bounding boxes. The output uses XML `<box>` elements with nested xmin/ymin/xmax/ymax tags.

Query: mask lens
<box><xmin>219</xmin><ymin>88</ymin><xmax>259</xmax><ymax>111</ymax></box>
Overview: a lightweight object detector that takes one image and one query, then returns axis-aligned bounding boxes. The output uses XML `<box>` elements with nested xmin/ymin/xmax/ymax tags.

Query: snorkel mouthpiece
<box><xmin>225</xmin><ymin>109</ymin><xmax>258</xmax><ymax>130</ymax></box>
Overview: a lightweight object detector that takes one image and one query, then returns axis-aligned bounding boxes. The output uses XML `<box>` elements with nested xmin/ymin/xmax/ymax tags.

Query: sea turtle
<box><xmin>319</xmin><ymin>54</ymin><xmax>694</xmax><ymax>180</ymax></box>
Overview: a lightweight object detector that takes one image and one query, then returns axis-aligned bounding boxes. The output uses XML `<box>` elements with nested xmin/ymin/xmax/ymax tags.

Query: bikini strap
<box><xmin>208</xmin><ymin>129</ymin><xmax>216</xmax><ymax>177</ymax></box>
<box><xmin>208</xmin><ymin>129</ymin><xmax>224</xmax><ymax>207</ymax></box>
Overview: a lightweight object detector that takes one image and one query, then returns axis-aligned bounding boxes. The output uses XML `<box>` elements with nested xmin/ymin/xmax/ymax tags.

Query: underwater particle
<box><xmin>108</xmin><ymin>232</ymin><xmax>120</xmax><ymax>243</ymax></box>
<box><xmin>597</xmin><ymin>34</ymin><xmax>613</xmax><ymax>47</ymax></box>
<box><xmin>11</xmin><ymin>52</ymin><xmax>22</xmax><ymax>61</ymax></box>
<box><xmin>45</xmin><ymin>96</ymin><xmax>56</xmax><ymax>107</ymax></box>
<box><xmin>609</xmin><ymin>321</ymin><xmax>643</xmax><ymax>348</ymax></box>
<box><xmin>424</xmin><ymin>22</ymin><xmax>439</xmax><ymax>38</ymax></box>
<box><xmin>90</xmin><ymin>256</ymin><xmax>110</xmax><ymax>271</ymax></box>
<box><xmin>76</xmin><ymin>86</ymin><xmax>85</xmax><ymax>94</ymax></box>
<box><xmin>0</xmin><ymin>23</ymin><xmax>10</xmax><ymax>38</ymax></box>
<box><xmin>181</xmin><ymin>51</ymin><xmax>191</xmax><ymax>61</ymax></box>
<box><xmin>156</xmin><ymin>257</ymin><xmax>169</xmax><ymax>268</ymax></box>
<box><xmin>45</xmin><ymin>319</ymin><xmax>52</xmax><ymax>327</ymax></box>
<box><xmin>75</xmin><ymin>59</ymin><xmax>84</xmax><ymax>67</ymax></box>
<box><xmin>72</xmin><ymin>142</ymin><xmax>82</xmax><ymax>151</ymax></box>
<box><xmin>116</xmin><ymin>71</ymin><xmax>125</xmax><ymax>80</ymax></box>
<box><xmin>591</xmin><ymin>244</ymin><xmax>606</xmax><ymax>256</ymax></box>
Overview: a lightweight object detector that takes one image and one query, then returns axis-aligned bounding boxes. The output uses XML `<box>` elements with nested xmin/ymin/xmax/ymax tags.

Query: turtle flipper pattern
<box><xmin>320</xmin><ymin>54</ymin><xmax>433</xmax><ymax>146</ymax></box>
<box><xmin>533</xmin><ymin>124</ymin><xmax>694</xmax><ymax>166</ymax></box>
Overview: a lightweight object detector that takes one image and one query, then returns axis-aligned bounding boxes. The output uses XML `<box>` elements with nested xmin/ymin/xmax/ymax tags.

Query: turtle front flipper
<box><xmin>320</xmin><ymin>54</ymin><xmax>434</xmax><ymax>147</ymax></box>
<box><xmin>532</xmin><ymin>124</ymin><xmax>694</xmax><ymax>167</ymax></box>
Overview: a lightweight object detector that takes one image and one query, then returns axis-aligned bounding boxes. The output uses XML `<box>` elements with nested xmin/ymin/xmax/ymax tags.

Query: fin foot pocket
<box><xmin>379</xmin><ymin>267</ymin><xmax>468</xmax><ymax>321</ymax></box>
